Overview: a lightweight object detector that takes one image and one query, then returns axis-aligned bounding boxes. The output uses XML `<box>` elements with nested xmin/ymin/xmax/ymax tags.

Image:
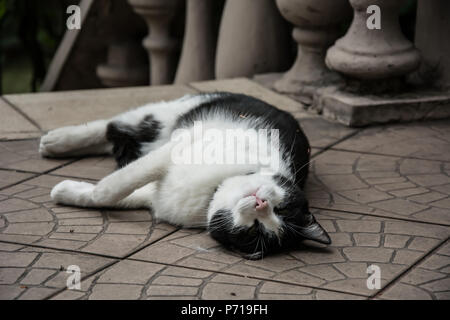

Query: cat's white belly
<box><xmin>152</xmin><ymin>162</ymin><xmax>253</xmax><ymax>228</ymax></box>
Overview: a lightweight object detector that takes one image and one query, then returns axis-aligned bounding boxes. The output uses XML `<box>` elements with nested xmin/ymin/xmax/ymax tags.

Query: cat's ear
<box><xmin>298</xmin><ymin>215</ymin><xmax>331</xmax><ymax>245</ymax></box>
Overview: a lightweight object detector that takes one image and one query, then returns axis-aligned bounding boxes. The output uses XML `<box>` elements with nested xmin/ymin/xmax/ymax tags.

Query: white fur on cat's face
<box><xmin>208</xmin><ymin>173</ymin><xmax>285</xmax><ymax>235</ymax></box>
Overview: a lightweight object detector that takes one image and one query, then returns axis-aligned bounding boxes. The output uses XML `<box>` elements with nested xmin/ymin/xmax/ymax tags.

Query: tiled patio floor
<box><xmin>0</xmin><ymin>78</ymin><xmax>449</xmax><ymax>300</ymax></box>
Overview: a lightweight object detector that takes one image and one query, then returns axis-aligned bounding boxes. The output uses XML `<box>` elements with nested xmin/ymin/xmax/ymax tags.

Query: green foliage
<box><xmin>0</xmin><ymin>0</ymin><xmax>6</xmax><ymax>20</ymax></box>
<box><xmin>0</xmin><ymin>0</ymin><xmax>75</xmax><ymax>93</ymax></box>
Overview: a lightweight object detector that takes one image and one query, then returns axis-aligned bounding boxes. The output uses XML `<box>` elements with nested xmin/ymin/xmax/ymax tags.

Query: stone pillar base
<box><xmin>253</xmin><ymin>73</ymin><xmax>450</xmax><ymax>127</ymax></box>
<box><xmin>314</xmin><ymin>87</ymin><xmax>450</xmax><ymax>127</ymax></box>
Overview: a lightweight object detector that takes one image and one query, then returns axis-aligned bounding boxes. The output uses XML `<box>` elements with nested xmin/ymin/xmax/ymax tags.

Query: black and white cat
<box><xmin>40</xmin><ymin>92</ymin><xmax>331</xmax><ymax>259</ymax></box>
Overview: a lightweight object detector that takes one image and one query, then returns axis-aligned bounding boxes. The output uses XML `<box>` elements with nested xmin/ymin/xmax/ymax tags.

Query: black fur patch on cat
<box><xmin>272</xmin><ymin>174</ymin><xmax>331</xmax><ymax>245</ymax></box>
<box><xmin>208</xmin><ymin>209</ymin><xmax>279</xmax><ymax>259</ymax></box>
<box><xmin>209</xmin><ymin>195</ymin><xmax>331</xmax><ymax>260</ymax></box>
<box><xmin>175</xmin><ymin>92</ymin><xmax>310</xmax><ymax>188</ymax></box>
<box><xmin>106</xmin><ymin>115</ymin><xmax>161</xmax><ymax>168</ymax></box>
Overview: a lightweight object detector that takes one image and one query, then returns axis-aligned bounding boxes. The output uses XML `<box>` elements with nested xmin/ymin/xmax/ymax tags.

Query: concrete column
<box><xmin>274</xmin><ymin>0</ymin><xmax>351</xmax><ymax>97</ymax></box>
<box><xmin>326</xmin><ymin>0</ymin><xmax>420</xmax><ymax>86</ymax></box>
<box><xmin>174</xmin><ymin>0</ymin><xmax>218</xmax><ymax>84</ymax></box>
<box><xmin>415</xmin><ymin>0</ymin><xmax>450</xmax><ymax>89</ymax></box>
<box><xmin>215</xmin><ymin>0</ymin><xmax>291</xmax><ymax>79</ymax></box>
<box><xmin>128</xmin><ymin>0</ymin><xmax>180</xmax><ymax>85</ymax></box>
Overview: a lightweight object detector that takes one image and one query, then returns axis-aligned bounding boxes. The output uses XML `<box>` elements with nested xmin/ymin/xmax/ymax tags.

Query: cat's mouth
<box><xmin>245</xmin><ymin>188</ymin><xmax>268</xmax><ymax>211</ymax></box>
<box><xmin>252</xmin><ymin>192</ymin><xmax>268</xmax><ymax>211</ymax></box>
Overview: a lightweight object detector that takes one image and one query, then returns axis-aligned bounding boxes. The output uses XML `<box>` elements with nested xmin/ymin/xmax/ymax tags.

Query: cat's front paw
<box><xmin>51</xmin><ymin>180</ymin><xmax>95</xmax><ymax>206</ymax></box>
<box><xmin>39</xmin><ymin>126</ymin><xmax>78</xmax><ymax>157</ymax></box>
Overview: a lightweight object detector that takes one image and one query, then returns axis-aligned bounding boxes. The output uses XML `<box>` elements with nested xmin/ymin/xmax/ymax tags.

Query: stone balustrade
<box><xmin>103</xmin><ymin>0</ymin><xmax>449</xmax><ymax>126</ymax></box>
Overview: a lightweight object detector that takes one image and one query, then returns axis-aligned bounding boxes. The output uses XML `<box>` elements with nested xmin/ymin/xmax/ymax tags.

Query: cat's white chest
<box><xmin>152</xmin><ymin>164</ymin><xmax>221</xmax><ymax>227</ymax></box>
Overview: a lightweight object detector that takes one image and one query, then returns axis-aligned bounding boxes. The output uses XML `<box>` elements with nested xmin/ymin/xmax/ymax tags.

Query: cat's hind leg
<box><xmin>39</xmin><ymin>119</ymin><xmax>111</xmax><ymax>158</ymax></box>
<box><xmin>39</xmin><ymin>93</ymin><xmax>207</xmax><ymax>158</ymax></box>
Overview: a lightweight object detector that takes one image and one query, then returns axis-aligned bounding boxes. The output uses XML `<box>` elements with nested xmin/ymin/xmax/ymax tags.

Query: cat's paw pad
<box><xmin>39</xmin><ymin>127</ymin><xmax>78</xmax><ymax>157</ymax></box>
<box><xmin>51</xmin><ymin>180</ymin><xmax>95</xmax><ymax>205</ymax></box>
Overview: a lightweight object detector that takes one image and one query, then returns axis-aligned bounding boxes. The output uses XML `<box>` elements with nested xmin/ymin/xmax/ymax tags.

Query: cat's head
<box><xmin>207</xmin><ymin>173</ymin><xmax>331</xmax><ymax>259</ymax></box>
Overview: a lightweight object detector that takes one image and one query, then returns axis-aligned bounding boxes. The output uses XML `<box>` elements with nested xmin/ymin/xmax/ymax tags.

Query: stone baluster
<box><xmin>128</xmin><ymin>0</ymin><xmax>180</xmax><ymax>85</ymax></box>
<box><xmin>97</xmin><ymin>41</ymin><xmax>148</xmax><ymax>87</ymax></box>
<box><xmin>215</xmin><ymin>0</ymin><xmax>291</xmax><ymax>79</ymax></box>
<box><xmin>326</xmin><ymin>0</ymin><xmax>421</xmax><ymax>91</ymax></box>
<box><xmin>174</xmin><ymin>0</ymin><xmax>221</xmax><ymax>84</ymax></box>
<box><xmin>274</xmin><ymin>0</ymin><xmax>352</xmax><ymax>99</ymax></box>
<box><xmin>94</xmin><ymin>0</ymin><xmax>148</xmax><ymax>87</ymax></box>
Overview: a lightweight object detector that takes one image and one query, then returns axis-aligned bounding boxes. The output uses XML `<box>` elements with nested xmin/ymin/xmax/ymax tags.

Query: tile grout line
<box><xmin>370</xmin><ymin>237</ymin><xmax>450</xmax><ymax>300</ymax></box>
<box><xmin>0</xmin><ymin>239</ymin><xmax>119</xmax><ymax>260</ymax></box>
<box><xmin>0</xmin><ymin>135</ymin><xmax>42</xmax><ymax>142</ymax></box>
<box><xmin>0</xmin><ymin>96</ymin><xmax>43</xmax><ymax>131</ymax></box>
<box><xmin>310</xmin><ymin>205</ymin><xmax>450</xmax><ymax>228</ymax></box>
<box><xmin>185</xmin><ymin>83</ymin><xmax>201</xmax><ymax>94</ymax></box>
<box><xmin>0</xmin><ymin>157</ymin><xmax>82</xmax><ymax>192</ymax></box>
<box><xmin>310</xmin><ymin>130</ymin><xmax>364</xmax><ymax>160</ymax></box>
<box><xmin>0</xmin><ymin>137</ymin><xmax>41</xmax><ymax>142</ymax></box>
<box><xmin>327</xmin><ymin>147</ymin><xmax>450</xmax><ymax>164</ymax></box>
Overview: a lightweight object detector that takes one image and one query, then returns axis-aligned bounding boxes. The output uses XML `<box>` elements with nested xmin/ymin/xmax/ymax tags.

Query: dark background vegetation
<box><xmin>0</xmin><ymin>0</ymin><xmax>417</xmax><ymax>95</ymax></box>
<box><xmin>0</xmin><ymin>0</ymin><xmax>76</xmax><ymax>94</ymax></box>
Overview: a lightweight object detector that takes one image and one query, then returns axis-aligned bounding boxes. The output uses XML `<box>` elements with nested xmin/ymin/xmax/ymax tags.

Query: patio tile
<box><xmin>0</xmin><ymin>243</ymin><xmax>114</xmax><ymax>300</ymax></box>
<box><xmin>51</xmin><ymin>259</ymin><xmax>364</xmax><ymax>300</ymax></box>
<box><xmin>307</xmin><ymin>149</ymin><xmax>450</xmax><ymax>225</ymax></box>
<box><xmin>0</xmin><ymin>170</ymin><xmax>35</xmax><ymax>190</ymax></box>
<box><xmin>333</xmin><ymin>119</ymin><xmax>450</xmax><ymax>162</ymax></box>
<box><xmin>129</xmin><ymin>210</ymin><xmax>449</xmax><ymax>297</ymax></box>
<box><xmin>50</xmin><ymin>156</ymin><xmax>117</xmax><ymax>180</ymax></box>
<box><xmin>378</xmin><ymin>240</ymin><xmax>450</xmax><ymax>300</ymax></box>
<box><xmin>190</xmin><ymin>78</ymin><xmax>357</xmax><ymax>149</ymax></box>
<box><xmin>296</xmin><ymin>116</ymin><xmax>358</xmax><ymax>149</ymax></box>
<box><xmin>5</xmin><ymin>85</ymin><xmax>197</xmax><ymax>131</ymax></box>
<box><xmin>191</xmin><ymin>78</ymin><xmax>304</xmax><ymax>114</ymax></box>
<box><xmin>0</xmin><ymin>175</ymin><xmax>176</xmax><ymax>257</ymax></box>
<box><xmin>0</xmin><ymin>97</ymin><xmax>40</xmax><ymax>140</ymax></box>
<box><xmin>0</xmin><ymin>139</ymin><xmax>73</xmax><ymax>173</ymax></box>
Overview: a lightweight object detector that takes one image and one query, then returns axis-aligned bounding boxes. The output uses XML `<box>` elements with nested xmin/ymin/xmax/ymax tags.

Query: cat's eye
<box><xmin>275</xmin><ymin>208</ymin><xmax>290</xmax><ymax>216</ymax></box>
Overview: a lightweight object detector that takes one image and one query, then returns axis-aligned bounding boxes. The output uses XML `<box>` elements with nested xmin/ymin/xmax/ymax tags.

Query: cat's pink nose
<box><xmin>254</xmin><ymin>196</ymin><xmax>268</xmax><ymax>211</ymax></box>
